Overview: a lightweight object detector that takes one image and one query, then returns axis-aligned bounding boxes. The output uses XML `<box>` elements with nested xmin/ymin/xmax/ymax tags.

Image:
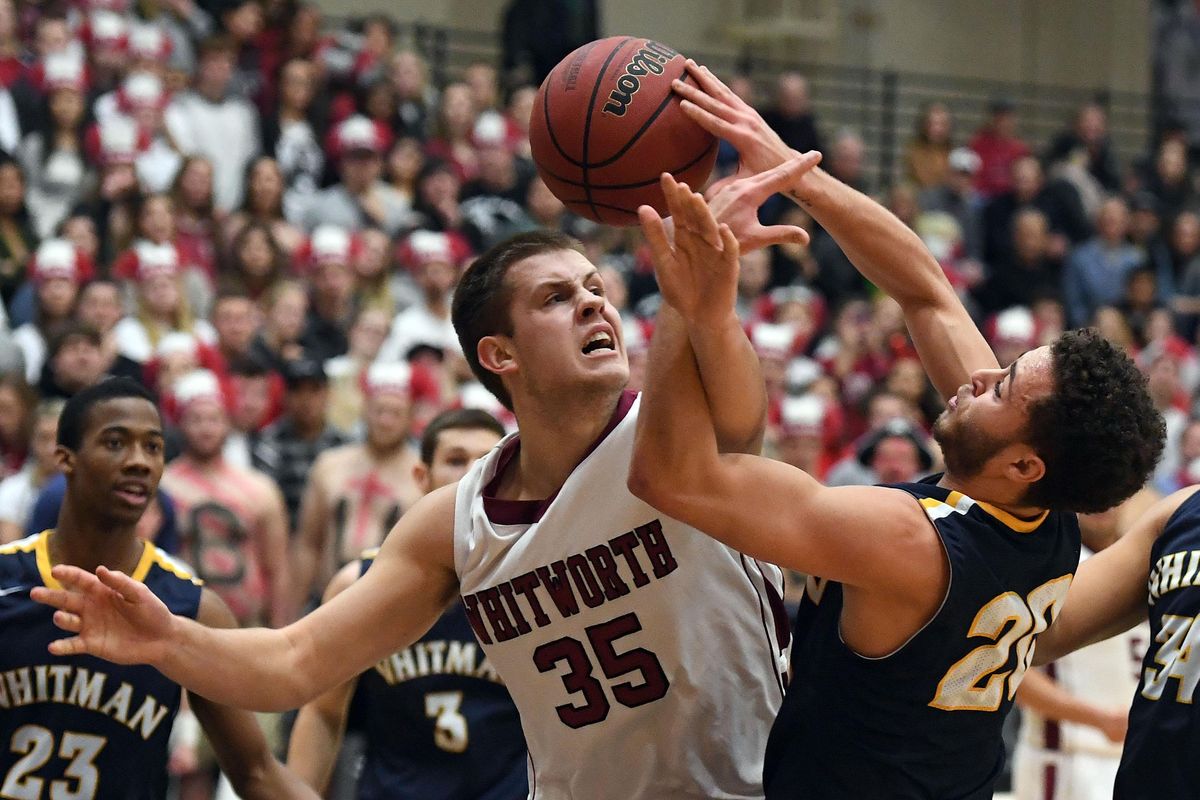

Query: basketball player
<box><xmin>288</xmin><ymin>408</ymin><xmax>527</xmax><ymax>799</ymax></box>
<box><xmin>1032</xmin><ymin>484</ymin><xmax>1200</xmax><ymax>796</ymax></box>
<box><xmin>0</xmin><ymin>378</ymin><xmax>315</xmax><ymax>799</ymax></box>
<box><xmin>625</xmin><ymin>63</ymin><xmax>1165</xmax><ymax>797</ymax></box>
<box><xmin>31</xmin><ymin>156</ymin><xmax>818</xmax><ymax>799</ymax></box>
<box><xmin>161</xmin><ymin>369</ymin><xmax>291</xmax><ymax>628</ymax></box>
<box><xmin>1011</xmin><ymin>506</ymin><xmax>1150</xmax><ymax>800</ymax></box>
<box><xmin>291</xmin><ymin>362</ymin><xmax>424</xmax><ymax>607</ymax></box>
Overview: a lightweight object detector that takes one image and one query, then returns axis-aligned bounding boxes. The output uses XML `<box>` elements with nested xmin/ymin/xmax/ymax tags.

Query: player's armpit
<box><xmin>1035</xmin><ymin>487</ymin><xmax>1199</xmax><ymax>665</ymax></box>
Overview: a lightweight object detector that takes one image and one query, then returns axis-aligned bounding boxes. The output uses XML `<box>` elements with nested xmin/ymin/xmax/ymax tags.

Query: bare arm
<box><xmin>629</xmin><ymin>175</ymin><xmax>941</xmax><ymax>594</ymax></box>
<box><xmin>188</xmin><ymin>589</ymin><xmax>320</xmax><ymax>799</ymax></box>
<box><xmin>258</xmin><ymin>478</ymin><xmax>293</xmax><ymax>626</ymax></box>
<box><xmin>674</xmin><ymin>61</ymin><xmax>998</xmax><ymax>399</ymax></box>
<box><xmin>1013</xmin><ymin>667</ymin><xmax>1128</xmax><ymax>744</ymax></box>
<box><xmin>285</xmin><ymin>562</ymin><xmax>361</xmax><ymax>793</ymax></box>
<box><xmin>290</xmin><ymin>456</ymin><xmax>331</xmax><ymax>612</ymax></box>
<box><xmin>32</xmin><ymin>484</ymin><xmax>461</xmax><ymax>711</ymax></box>
<box><xmin>1035</xmin><ymin>487</ymin><xmax>1197</xmax><ymax>664</ymax></box>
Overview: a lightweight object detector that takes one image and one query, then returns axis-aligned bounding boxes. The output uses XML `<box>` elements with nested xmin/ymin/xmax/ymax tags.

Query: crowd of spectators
<box><xmin>0</xmin><ymin>0</ymin><xmax>1193</xmax><ymax>788</ymax></box>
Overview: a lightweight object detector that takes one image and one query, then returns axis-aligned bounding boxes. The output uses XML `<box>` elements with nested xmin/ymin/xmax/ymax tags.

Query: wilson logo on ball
<box><xmin>601</xmin><ymin>41</ymin><xmax>678</xmax><ymax>117</ymax></box>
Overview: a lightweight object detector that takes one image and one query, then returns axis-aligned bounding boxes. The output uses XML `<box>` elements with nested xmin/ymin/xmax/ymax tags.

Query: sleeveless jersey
<box><xmin>1019</xmin><ymin>546</ymin><xmax>1149</xmax><ymax>758</ymax></box>
<box><xmin>453</xmin><ymin>394</ymin><xmax>789</xmax><ymax>800</ymax></box>
<box><xmin>766</xmin><ymin>478</ymin><xmax>1080</xmax><ymax>799</ymax></box>
<box><xmin>1116</xmin><ymin>488</ymin><xmax>1200</xmax><ymax>798</ymax></box>
<box><xmin>164</xmin><ymin>459</ymin><xmax>269</xmax><ymax>626</ymax></box>
<box><xmin>0</xmin><ymin>530</ymin><xmax>202</xmax><ymax>800</ymax></box>
<box><xmin>353</xmin><ymin>551</ymin><xmax>528</xmax><ymax>800</ymax></box>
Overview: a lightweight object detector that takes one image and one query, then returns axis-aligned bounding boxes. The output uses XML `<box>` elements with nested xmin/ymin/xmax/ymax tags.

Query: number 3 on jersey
<box><xmin>532</xmin><ymin>612</ymin><xmax>670</xmax><ymax>728</ymax></box>
<box><xmin>930</xmin><ymin>575</ymin><xmax>1072</xmax><ymax>712</ymax></box>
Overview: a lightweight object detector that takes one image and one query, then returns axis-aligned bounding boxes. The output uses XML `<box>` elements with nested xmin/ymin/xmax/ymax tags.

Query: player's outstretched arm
<box><xmin>31</xmin><ymin>484</ymin><xmax>461</xmax><ymax>711</ymax></box>
<box><xmin>286</xmin><ymin>561</ymin><xmax>363</xmax><ymax>793</ymax></box>
<box><xmin>187</xmin><ymin>589</ymin><xmax>321</xmax><ymax>800</ymax></box>
<box><xmin>1014</xmin><ymin>668</ymin><xmax>1128</xmax><ymax>744</ymax></box>
<box><xmin>674</xmin><ymin>60</ymin><xmax>997</xmax><ymax>399</ymax></box>
<box><xmin>1035</xmin><ymin>487</ymin><xmax>1199</xmax><ymax>664</ymax></box>
<box><xmin>630</xmin><ymin>179</ymin><xmax>941</xmax><ymax>594</ymax></box>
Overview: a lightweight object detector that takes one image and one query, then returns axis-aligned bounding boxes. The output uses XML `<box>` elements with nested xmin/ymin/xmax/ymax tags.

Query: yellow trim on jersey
<box><xmin>35</xmin><ymin>530</ymin><xmax>59</xmax><ymax>588</ymax></box>
<box><xmin>361</xmin><ymin>547</ymin><xmax>381</xmax><ymax>560</ymax></box>
<box><xmin>975</xmin><ymin>501</ymin><xmax>1048</xmax><ymax>534</ymax></box>
<box><xmin>34</xmin><ymin>531</ymin><xmax>199</xmax><ymax>588</ymax></box>
<box><xmin>0</xmin><ymin>532</ymin><xmax>42</xmax><ymax>555</ymax></box>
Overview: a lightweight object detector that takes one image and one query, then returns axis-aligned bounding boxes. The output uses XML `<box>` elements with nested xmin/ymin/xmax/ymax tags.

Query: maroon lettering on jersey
<box><xmin>497</xmin><ymin>581</ymin><xmax>534</xmax><ymax>635</ymax></box>
<box><xmin>461</xmin><ymin>593</ymin><xmax>494</xmax><ymax>645</ymax></box>
<box><xmin>608</xmin><ymin>531</ymin><xmax>652</xmax><ymax>587</ymax></box>
<box><xmin>511</xmin><ymin>571</ymin><xmax>553</xmax><ymax>627</ymax></box>
<box><xmin>566</xmin><ymin>554</ymin><xmax>606</xmax><ymax>609</ymax></box>
<box><xmin>536</xmin><ymin>562</ymin><xmax>582</xmax><ymax>618</ymax></box>
<box><xmin>479</xmin><ymin>586</ymin><xmax>520</xmax><ymax>642</ymax></box>
<box><xmin>635</xmin><ymin>520</ymin><xmax>679</xmax><ymax>579</ymax></box>
<box><xmin>585</xmin><ymin>545</ymin><xmax>632</xmax><ymax>601</ymax></box>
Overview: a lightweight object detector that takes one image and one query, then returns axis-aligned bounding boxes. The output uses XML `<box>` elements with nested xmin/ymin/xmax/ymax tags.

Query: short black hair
<box><xmin>1023</xmin><ymin>328</ymin><xmax>1166</xmax><ymax>513</ymax></box>
<box><xmin>46</xmin><ymin>320</ymin><xmax>102</xmax><ymax>360</ymax></box>
<box><xmin>57</xmin><ymin>377</ymin><xmax>158</xmax><ymax>451</ymax></box>
<box><xmin>451</xmin><ymin>230</ymin><xmax>584</xmax><ymax>410</ymax></box>
<box><xmin>419</xmin><ymin>408</ymin><xmax>505</xmax><ymax>466</ymax></box>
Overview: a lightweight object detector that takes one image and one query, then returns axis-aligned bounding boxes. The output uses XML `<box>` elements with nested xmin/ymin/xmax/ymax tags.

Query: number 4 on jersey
<box><xmin>533</xmin><ymin>612</ymin><xmax>670</xmax><ymax>729</ymax></box>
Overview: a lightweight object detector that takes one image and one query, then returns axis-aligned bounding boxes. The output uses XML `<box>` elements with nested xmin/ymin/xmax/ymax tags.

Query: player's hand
<box><xmin>639</xmin><ymin>173</ymin><xmax>738</xmax><ymax>327</ymax></box>
<box><xmin>707</xmin><ymin>152</ymin><xmax>822</xmax><ymax>251</ymax></box>
<box><xmin>1096</xmin><ymin>707</ymin><xmax>1129</xmax><ymax>744</ymax></box>
<box><xmin>673</xmin><ymin>60</ymin><xmax>807</xmax><ymax>191</ymax></box>
<box><xmin>31</xmin><ymin>564</ymin><xmax>177</xmax><ymax>666</ymax></box>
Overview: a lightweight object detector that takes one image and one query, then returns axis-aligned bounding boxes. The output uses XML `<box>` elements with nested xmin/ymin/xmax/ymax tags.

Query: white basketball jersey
<box><xmin>1020</xmin><ymin>548</ymin><xmax>1150</xmax><ymax>757</ymax></box>
<box><xmin>454</xmin><ymin>396</ymin><xmax>787</xmax><ymax>800</ymax></box>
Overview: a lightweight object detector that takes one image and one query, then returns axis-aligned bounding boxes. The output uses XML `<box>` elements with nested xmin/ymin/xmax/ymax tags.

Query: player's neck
<box><xmin>506</xmin><ymin>390</ymin><xmax>622</xmax><ymax>499</ymax></box>
<box><xmin>51</xmin><ymin>505</ymin><xmax>143</xmax><ymax>576</ymax></box>
<box><xmin>937</xmin><ymin>471</ymin><xmax>1047</xmax><ymax>519</ymax></box>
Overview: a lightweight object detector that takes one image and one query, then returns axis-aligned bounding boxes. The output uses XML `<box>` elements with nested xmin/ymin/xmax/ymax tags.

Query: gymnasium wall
<box><xmin>318</xmin><ymin>0</ymin><xmax>1150</xmax><ymax>95</ymax></box>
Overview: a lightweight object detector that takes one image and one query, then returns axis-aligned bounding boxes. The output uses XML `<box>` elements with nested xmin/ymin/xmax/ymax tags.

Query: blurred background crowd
<box><xmin>0</xmin><ymin>0</ymin><xmax>1191</xmax><ymax>794</ymax></box>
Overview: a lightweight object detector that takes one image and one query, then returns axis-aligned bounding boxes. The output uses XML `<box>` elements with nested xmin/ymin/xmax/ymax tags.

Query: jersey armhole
<box><xmin>837</xmin><ymin>493</ymin><xmax>954</xmax><ymax>662</ymax></box>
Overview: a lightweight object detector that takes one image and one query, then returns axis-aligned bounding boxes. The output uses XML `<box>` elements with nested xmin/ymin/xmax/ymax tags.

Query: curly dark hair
<box><xmin>1023</xmin><ymin>328</ymin><xmax>1165</xmax><ymax>513</ymax></box>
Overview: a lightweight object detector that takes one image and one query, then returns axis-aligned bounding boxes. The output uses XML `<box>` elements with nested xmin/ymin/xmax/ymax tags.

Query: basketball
<box><xmin>529</xmin><ymin>36</ymin><xmax>719</xmax><ymax>226</ymax></box>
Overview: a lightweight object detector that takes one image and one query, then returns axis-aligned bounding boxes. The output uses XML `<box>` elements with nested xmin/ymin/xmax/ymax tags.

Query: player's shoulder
<box><xmin>0</xmin><ymin>531</ymin><xmax>42</xmax><ymax>581</ymax></box>
<box><xmin>376</xmin><ymin>483</ymin><xmax>457</xmax><ymax>566</ymax></box>
<box><xmin>1149</xmin><ymin>484</ymin><xmax>1200</xmax><ymax>542</ymax></box>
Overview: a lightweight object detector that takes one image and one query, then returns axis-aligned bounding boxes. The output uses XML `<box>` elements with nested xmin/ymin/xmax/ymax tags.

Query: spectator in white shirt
<box><xmin>0</xmin><ymin>399</ymin><xmax>63</xmax><ymax>543</ymax></box>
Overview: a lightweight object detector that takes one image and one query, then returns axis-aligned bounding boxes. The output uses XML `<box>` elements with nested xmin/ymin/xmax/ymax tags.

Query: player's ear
<box><xmin>412</xmin><ymin>461</ymin><xmax>431</xmax><ymax>495</ymax></box>
<box><xmin>477</xmin><ymin>335</ymin><xmax>517</xmax><ymax>379</ymax></box>
<box><xmin>1006</xmin><ymin>448</ymin><xmax>1045</xmax><ymax>486</ymax></box>
<box><xmin>54</xmin><ymin>445</ymin><xmax>74</xmax><ymax>476</ymax></box>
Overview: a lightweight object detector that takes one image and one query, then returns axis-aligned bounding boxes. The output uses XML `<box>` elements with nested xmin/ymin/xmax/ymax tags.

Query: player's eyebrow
<box><xmin>532</xmin><ymin>271</ymin><xmax>601</xmax><ymax>294</ymax></box>
<box><xmin>1003</xmin><ymin>357</ymin><xmax>1019</xmax><ymax>400</ymax></box>
<box><xmin>98</xmin><ymin>425</ymin><xmax>164</xmax><ymax>440</ymax></box>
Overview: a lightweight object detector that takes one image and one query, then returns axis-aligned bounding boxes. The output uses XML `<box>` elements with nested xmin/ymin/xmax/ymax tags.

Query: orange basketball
<box><xmin>529</xmin><ymin>36</ymin><xmax>719</xmax><ymax>226</ymax></box>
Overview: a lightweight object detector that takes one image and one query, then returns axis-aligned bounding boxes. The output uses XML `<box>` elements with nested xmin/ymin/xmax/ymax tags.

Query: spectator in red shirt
<box><xmin>969</xmin><ymin>98</ymin><xmax>1030</xmax><ymax>198</ymax></box>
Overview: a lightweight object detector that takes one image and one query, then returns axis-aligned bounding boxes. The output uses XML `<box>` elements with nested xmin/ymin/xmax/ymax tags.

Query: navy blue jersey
<box><xmin>0</xmin><ymin>530</ymin><xmax>202</xmax><ymax>800</ymax></box>
<box><xmin>354</xmin><ymin>552</ymin><xmax>527</xmax><ymax>800</ymax></box>
<box><xmin>1115</xmin><ymin>489</ymin><xmax>1200</xmax><ymax>799</ymax></box>
<box><xmin>766</xmin><ymin>479</ymin><xmax>1080</xmax><ymax>799</ymax></box>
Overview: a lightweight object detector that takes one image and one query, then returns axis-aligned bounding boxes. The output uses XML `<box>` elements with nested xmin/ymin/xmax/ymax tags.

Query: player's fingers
<box><xmin>718</xmin><ymin>223</ymin><xmax>741</xmax><ymax>267</ymax></box>
<box><xmin>703</xmin><ymin>174</ymin><xmax>738</xmax><ymax>201</ymax></box>
<box><xmin>638</xmin><ymin>204</ymin><xmax>674</xmax><ymax>268</ymax></box>
<box><xmin>53</xmin><ymin>609</ymin><xmax>83</xmax><ymax>633</ymax></box>
<box><xmin>30</xmin><ymin>586</ymin><xmax>83</xmax><ymax>614</ymax></box>
<box><xmin>744</xmin><ymin>152</ymin><xmax>822</xmax><ymax>203</ymax></box>
<box><xmin>96</xmin><ymin>565</ymin><xmax>141</xmax><ymax>602</ymax></box>
<box><xmin>688</xmin><ymin>190</ymin><xmax>723</xmax><ymax>249</ymax></box>
<box><xmin>755</xmin><ymin>224</ymin><xmax>811</xmax><ymax>249</ymax></box>
<box><xmin>684</xmin><ymin>59</ymin><xmax>738</xmax><ymax>103</ymax></box>
<box><xmin>671</xmin><ymin>77</ymin><xmax>732</xmax><ymax>119</ymax></box>
<box><xmin>47</xmin><ymin>635</ymin><xmax>87</xmax><ymax>657</ymax></box>
<box><xmin>49</xmin><ymin>564</ymin><xmax>102</xmax><ymax>593</ymax></box>
<box><xmin>678</xmin><ymin>100</ymin><xmax>739</xmax><ymax>141</ymax></box>
<box><xmin>661</xmin><ymin>175</ymin><xmax>698</xmax><ymax>238</ymax></box>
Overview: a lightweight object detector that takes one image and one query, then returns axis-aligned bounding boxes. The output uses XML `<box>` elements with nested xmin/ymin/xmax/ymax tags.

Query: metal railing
<box><xmin>392</xmin><ymin>22</ymin><xmax>1153</xmax><ymax>191</ymax></box>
